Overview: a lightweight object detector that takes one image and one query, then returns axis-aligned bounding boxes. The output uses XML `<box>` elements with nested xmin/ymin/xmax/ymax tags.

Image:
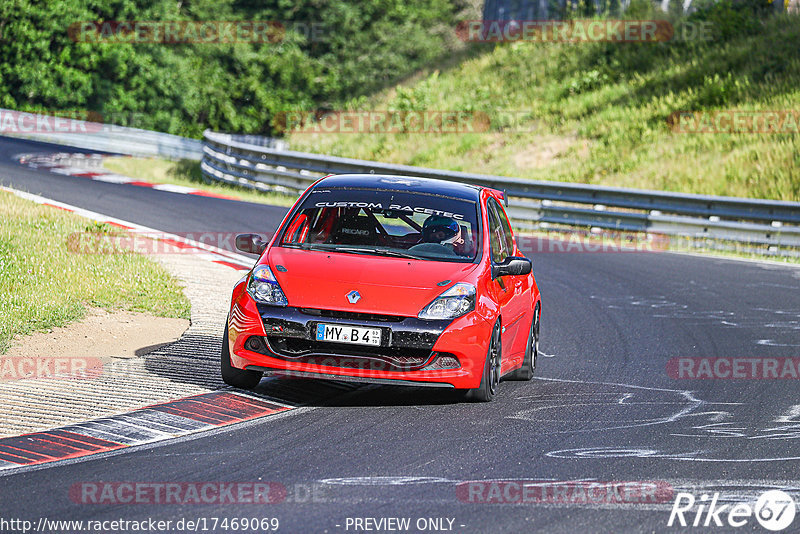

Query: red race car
<box><xmin>223</xmin><ymin>174</ymin><xmax>541</xmax><ymax>401</ymax></box>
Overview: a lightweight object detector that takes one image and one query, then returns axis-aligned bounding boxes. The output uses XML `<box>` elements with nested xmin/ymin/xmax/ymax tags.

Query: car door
<box><xmin>486</xmin><ymin>198</ymin><xmax>525</xmax><ymax>370</ymax></box>
<box><xmin>494</xmin><ymin>199</ymin><xmax>533</xmax><ymax>358</ymax></box>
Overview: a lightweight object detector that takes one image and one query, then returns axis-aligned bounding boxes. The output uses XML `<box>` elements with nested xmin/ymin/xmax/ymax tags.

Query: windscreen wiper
<box><xmin>320</xmin><ymin>246</ymin><xmax>426</xmax><ymax>260</ymax></box>
<box><xmin>367</xmin><ymin>248</ymin><xmax>426</xmax><ymax>260</ymax></box>
<box><xmin>282</xmin><ymin>243</ymin><xmax>371</xmax><ymax>254</ymax></box>
<box><xmin>282</xmin><ymin>243</ymin><xmax>426</xmax><ymax>260</ymax></box>
<box><xmin>280</xmin><ymin>243</ymin><xmax>320</xmax><ymax>250</ymax></box>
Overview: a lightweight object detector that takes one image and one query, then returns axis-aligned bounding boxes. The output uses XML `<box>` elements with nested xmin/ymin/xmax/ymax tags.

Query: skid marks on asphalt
<box><xmin>589</xmin><ymin>294</ymin><xmax>800</xmax><ymax>350</ymax></box>
<box><xmin>506</xmin><ymin>377</ymin><xmax>800</xmax><ymax>463</ymax></box>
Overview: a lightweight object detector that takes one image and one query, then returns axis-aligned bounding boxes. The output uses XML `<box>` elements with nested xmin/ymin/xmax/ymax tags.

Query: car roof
<box><xmin>314</xmin><ymin>174</ymin><xmax>483</xmax><ymax>202</ymax></box>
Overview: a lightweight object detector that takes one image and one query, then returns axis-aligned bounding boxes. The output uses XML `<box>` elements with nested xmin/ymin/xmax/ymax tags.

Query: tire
<box><xmin>464</xmin><ymin>321</ymin><xmax>502</xmax><ymax>402</ymax></box>
<box><xmin>506</xmin><ymin>304</ymin><xmax>539</xmax><ymax>381</ymax></box>
<box><xmin>221</xmin><ymin>325</ymin><xmax>263</xmax><ymax>389</ymax></box>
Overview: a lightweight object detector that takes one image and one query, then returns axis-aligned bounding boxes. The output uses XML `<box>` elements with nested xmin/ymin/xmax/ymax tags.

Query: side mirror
<box><xmin>235</xmin><ymin>234</ymin><xmax>266</xmax><ymax>255</ymax></box>
<box><xmin>492</xmin><ymin>256</ymin><xmax>532</xmax><ymax>279</ymax></box>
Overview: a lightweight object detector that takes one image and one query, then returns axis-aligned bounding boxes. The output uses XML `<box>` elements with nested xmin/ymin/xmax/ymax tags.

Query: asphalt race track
<box><xmin>1</xmin><ymin>136</ymin><xmax>799</xmax><ymax>533</ymax></box>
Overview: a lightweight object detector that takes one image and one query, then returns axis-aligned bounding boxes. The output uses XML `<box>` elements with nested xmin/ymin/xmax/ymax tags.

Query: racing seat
<box><xmin>331</xmin><ymin>214</ymin><xmax>377</xmax><ymax>245</ymax></box>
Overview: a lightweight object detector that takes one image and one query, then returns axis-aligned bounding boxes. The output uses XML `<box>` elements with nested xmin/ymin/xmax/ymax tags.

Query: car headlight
<box><xmin>247</xmin><ymin>265</ymin><xmax>288</xmax><ymax>306</ymax></box>
<box><xmin>418</xmin><ymin>283</ymin><xmax>475</xmax><ymax>320</ymax></box>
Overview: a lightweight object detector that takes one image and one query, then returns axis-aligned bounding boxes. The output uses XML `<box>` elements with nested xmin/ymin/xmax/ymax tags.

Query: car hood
<box><xmin>265</xmin><ymin>247</ymin><xmax>479</xmax><ymax>317</ymax></box>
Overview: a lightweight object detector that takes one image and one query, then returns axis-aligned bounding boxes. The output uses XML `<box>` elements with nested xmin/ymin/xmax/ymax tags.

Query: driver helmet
<box><xmin>422</xmin><ymin>216</ymin><xmax>461</xmax><ymax>245</ymax></box>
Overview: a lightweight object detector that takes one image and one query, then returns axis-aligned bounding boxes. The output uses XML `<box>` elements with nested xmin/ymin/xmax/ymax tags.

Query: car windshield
<box><xmin>278</xmin><ymin>188</ymin><xmax>480</xmax><ymax>262</ymax></box>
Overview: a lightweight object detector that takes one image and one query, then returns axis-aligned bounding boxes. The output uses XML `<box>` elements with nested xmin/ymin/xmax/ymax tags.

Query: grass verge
<box><xmin>102</xmin><ymin>157</ymin><xmax>296</xmax><ymax>207</ymax></box>
<box><xmin>288</xmin><ymin>7</ymin><xmax>800</xmax><ymax>201</ymax></box>
<box><xmin>0</xmin><ymin>191</ymin><xmax>191</xmax><ymax>354</ymax></box>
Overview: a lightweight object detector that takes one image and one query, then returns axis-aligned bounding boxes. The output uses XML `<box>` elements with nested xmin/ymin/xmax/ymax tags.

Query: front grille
<box><xmin>299</xmin><ymin>308</ymin><xmax>405</xmax><ymax>322</ymax></box>
<box><xmin>262</xmin><ymin>336</ymin><xmax>434</xmax><ymax>371</ymax></box>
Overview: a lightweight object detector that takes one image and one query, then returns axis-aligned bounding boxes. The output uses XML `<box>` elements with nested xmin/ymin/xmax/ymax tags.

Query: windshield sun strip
<box><xmin>275</xmin><ymin>188</ymin><xmax>482</xmax><ymax>263</ymax></box>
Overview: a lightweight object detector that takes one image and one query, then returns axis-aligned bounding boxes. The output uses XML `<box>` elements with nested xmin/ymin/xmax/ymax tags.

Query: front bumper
<box><xmin>227</xmin><ymin>287</ymin><xmax>490</xmax><ymax>389</ymax></box>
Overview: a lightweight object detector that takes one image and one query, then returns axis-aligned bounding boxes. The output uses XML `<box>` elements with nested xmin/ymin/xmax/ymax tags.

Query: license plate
<box><xmin>315</xmin><ymin>323</ymin><xmax>382</xmax><ymax>346</ymax></box>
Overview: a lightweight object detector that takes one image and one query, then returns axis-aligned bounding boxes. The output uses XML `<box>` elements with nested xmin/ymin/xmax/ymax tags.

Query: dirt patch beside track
<box><xmin>4</xmin><ymin>307</ymin><xmax>188</xmax><ymax>361</ymax></box>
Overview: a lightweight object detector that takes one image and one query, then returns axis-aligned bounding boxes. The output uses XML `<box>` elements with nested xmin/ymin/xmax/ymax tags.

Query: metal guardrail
<box><xmin>201</xmin><ymin>129</ymin><xmax>800</xmax><ymax>251</ymax></box>
<box><xmin>0</xmin><ymin>108</ymin><xmax>203</xmax><ymax>160</ymax></box>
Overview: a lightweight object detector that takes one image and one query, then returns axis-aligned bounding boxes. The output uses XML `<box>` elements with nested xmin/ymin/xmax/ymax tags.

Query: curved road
<box><xmin>1</xmin><ymin>136</ymin><xmax>799</xmax><ymax>533</ymax></box>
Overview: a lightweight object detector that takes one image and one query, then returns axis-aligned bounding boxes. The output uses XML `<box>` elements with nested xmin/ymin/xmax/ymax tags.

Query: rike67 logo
<box><xmin>668</xmin><ymin>490</ymin><xmax>796</xmax><ymax>531</ymax></box>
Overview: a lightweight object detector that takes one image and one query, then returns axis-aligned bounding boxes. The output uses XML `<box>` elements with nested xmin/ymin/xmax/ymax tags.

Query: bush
<box><xmin>688</xmin><ymin>0</ymin><xmax>768</xmax><ymax>40</ymax></box>
<box><xmin>0</xmin><ymin>0</ymin><xmax>465</xmax><ymax>137</ymax></box>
